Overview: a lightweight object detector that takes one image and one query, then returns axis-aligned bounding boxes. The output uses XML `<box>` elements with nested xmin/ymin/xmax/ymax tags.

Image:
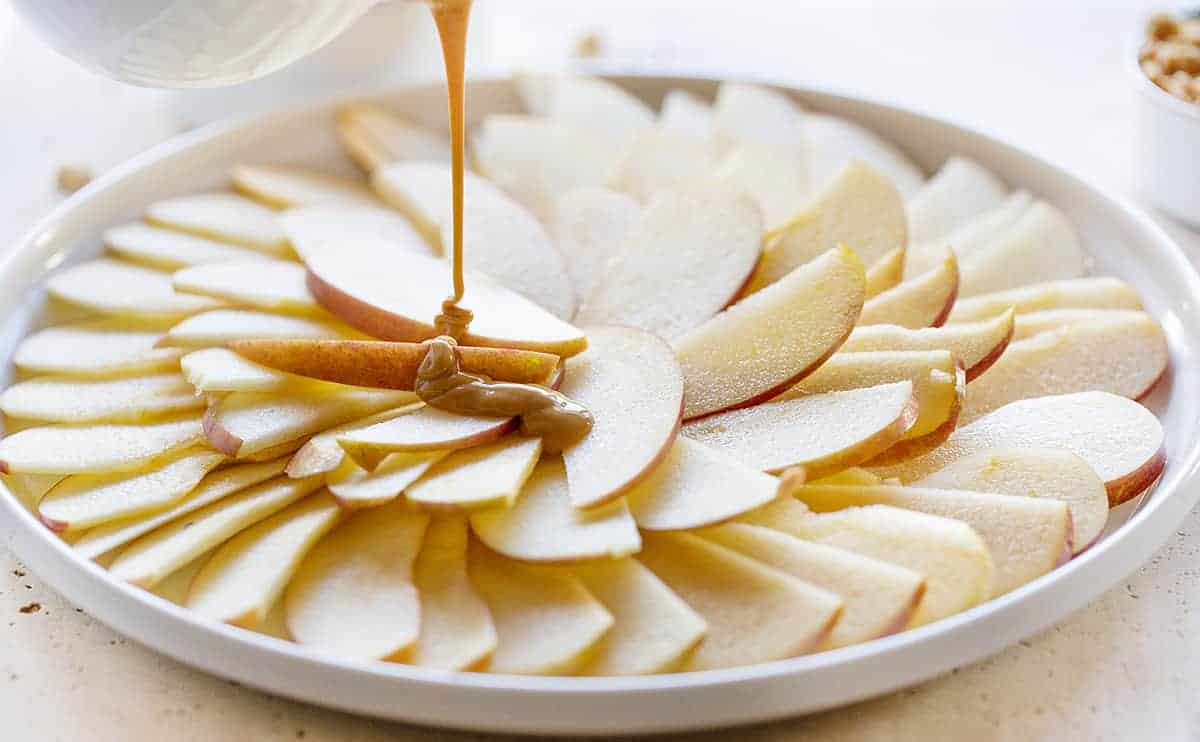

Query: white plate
<box><xmin>1</xmin><ymin>76</ymin><xmax>1198</xmax><ymax>737</ymax></box>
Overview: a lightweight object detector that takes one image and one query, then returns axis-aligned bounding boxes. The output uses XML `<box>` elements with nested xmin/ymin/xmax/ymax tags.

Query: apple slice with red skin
<box><xmin>839</xmin><ymin>309</ymin><xmax>1014</xmax><ymax>383</ymax></box>
<box><xmin>859</xmin><ymin>253</ymin><xmax>959</xmax><ymax>329</ymax></box>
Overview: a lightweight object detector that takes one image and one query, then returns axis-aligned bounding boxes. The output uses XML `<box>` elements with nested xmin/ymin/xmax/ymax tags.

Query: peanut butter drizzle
<box><xmin>421</xmin><ymin>0</ymin><xmax>592</xmax><ymax>452</ymax></box>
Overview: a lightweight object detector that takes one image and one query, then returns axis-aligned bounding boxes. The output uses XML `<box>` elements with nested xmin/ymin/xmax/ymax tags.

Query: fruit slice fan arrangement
<box><xmin>0</xmin><ymin>78</ymin><xmax>1169</xmax><ymax>676</ymax></box>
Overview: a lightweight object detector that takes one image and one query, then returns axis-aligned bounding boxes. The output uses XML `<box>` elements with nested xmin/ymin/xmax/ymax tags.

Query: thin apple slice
<box><xmin>550</xmin><ymin>186</ymin><xmax>642</xmax><ymax>302</ymax></box>
<box><xmin>638</xmin><ymin>531</ymin><xmax>841</xmax><ymax>670</ymax></box>
<box><xmin>337</xmin><ymin>405</ymin><xmax>516</xmax><ymax>462</ymax></box>
<box><xmin>160</xmin><ymin>309</ymin><xmax>357</xmax><ymax>349</ymax></box>
<box><xmin>748</xmin><ymin>162</ymin><xmax>906</xmax><ymax>293</ymax></box>
<box><xmin>683</xmin><ymin>381</ymin><xmax>918</xmax><ymax>478</ymax></box>
<box><xmin>714</xmin><ymin>142</ymin><xmax>808</xmax><ymax>230</ymax></box>
<box><xmin>560</xmin><ymin>327</ymin><xmax>683</xmax><ymax>509</ymax></box>
<box><xmin>107</xmin><ymin>475</ymin><xmax>323</xmax><ymax>588</ymax></box>
<box><xmin>325</xmin><ymin>451</ymin><xmax>447</xmax><ymax>509</ymax></box>
<box><xmin>279</xmin><ymin>204</ymin><xmax>433</xmax><ymax>263</ymax></box>
<box><xmin>186</xmin><ymin>491</ymin><xmax>343</xmax><ymax>627</ymax></box>
<box><xmin>1012</xmin><ymin>308</ymin><xmax>1149</xmax><ymax>341</ymax></box>
<box><xmin>1</xmin><ymin>473</ymin><xmax>62</xmax><ymax>507</ymax></box>
<box><xmin>958</xmin><ymin>202</ymin><xmax>1085</xmax><ymax>297</ymax></box>
<box><xmin>906</xmin><ymin>157</ymin><xmax>1009</xmax><ymax>245</ymax></box>
<box><xmin>959</xmin><ymin>313</ymin><xmax>1168</xmax><ymax>423</ymax></box>
<box><xmin>38</xmin><ymin>447</ymin><xmax>224</xmax><ymax>533</ymax></box>
<box><xmin>948</xmin><ymin>277</ymin><xmax>1141</xmax><ymax>323</ymax></box>
<box><xmin>607</xmin><ymin>127</ymin><xmax>718</xmax><ymax>202</ymax></box>
<box><xmin>204</xmin><ymin>388</ymin><xmax>415</xmax><ymax>458</ymax></box>
<box><xmin>284</xmin><ymin>500</ymin><xmax>428</xmax><ymax>658</ymax></box>
<box><xmin>659</xmin><ymin>89</ymin><xmax>716</xmax><ymax>144</ymax></box>
<box><xmin>469</xmin><ymin>540</ymin><xmax>613</xmax><ymax>675</ymax></box>
<box><xmin>906</xmin><ymin>190</ymin><xmax>1033</xmax><ymax>277</ymax></box>
<box><xmin>47</xmin><ymin>258</ymin><xmax>225</xmax><ymax>318</ymax></box>
<box><xmin>173</xmin><ymin>260</ymin><xmax>320</xmax><ymax>316</ymax></box>
<box><xmin>803</xmin><ymin>113</ymin><xmax>926</xmax><ymax>198</ymax></box>
<box><xmin>575</xmin><ymin>183</ymin><xmax>762</xmax><ymax>339</ymax></box>
<box><xmin>285</xmin><ymin>407</ymin><xmax>416</xmax><ymax>479</ymax></box>
<box><xmin>712</xmin><ymin>82</ymin><xmax>805</xmax><ymax>157</ymax></box>
<box><xmin>572</xmin><ymin>557</ymin><xmax>707</xmax><ymax>676</ymax></box>
<box><xmin>182</xmin><ymin>348</ymin><xmax>303</xmax><ymax>393</ymax></box>
<box><xmin>13</xmin><ymin>317</ymin><xmax>182</xmax><ymax>378</ymax></box>
<box><xmin>229</xmin><ymin>339</ymin><xmax>560</xmax><ymax>391</ymax></box>
<box><xmin>231</xmin><ymin>164</ymin><xmax>376</xmax><ymax>209</ymax></box>
<box><xmin>625</xmin><ymin>437</ymin><xmax>781</xmax><ymax>531</ymax></box>
<box><xmin>870</xmin><ymin>391</ymin><xmax>1165</xmax><ymax>506</ymax></box>
<box><xmin>864</xmin><ymin>246</ymin><xmax>906</xmax><ymax>299</ymax></box>
<box><xmin>519</xmin><ymin>75</ymin><xmax>655</xmax><ymax>152</ymax></box>
<box><xmin>405</xmin><ymin>436</ymin><xmax>542</xmax><ymax>511</ymax></box>
<box><xmin>674</xmin><ymin>246</ymin><xmax>865</xmax><ymax>418</ymax></box>
<box><xmin>104</xmin><ymin>222</ymin><xmax>272</xmax><ymax>270</ymax></box>
<box><xmin>410</xmin><ymin>515</ymin><xmax>497</xmax><ymax>671</ymax></box>
<box><xmin>1</xmin><ymin>373</ymin><xmax>203</xmax><ymax>424</ymax></box>
<box><xmin>146</xmin><ymin>192</ymin><xmax>290</xmax><ymax>255</ymax></box>
<box><xmin>859</xmin><ymin>253</ymin><xmax>959</xmax><ymax>328</ymax></box>
<box><xmin>470</xmin><ymin>458</ymin><xmax>641</xmax><ymax>562</ymax></box>
<box><xmin>811</xmin><ymin>467</ymin><xmax>883</xmax><ymax>486</ymax></box>
<box><xmin>336</xmin><ymin>102</ymin><xmax>451</xmax><ymax>171</ymax></box>
<box><xmin>701</xmin><ymin>523</ymin><xmax>925</xmax><ymax>648</ymax></box>
<box><xmin>916</xmin><ymin>449</ymin><xmax>1109</xmax><ymax>554</ymax></box>
<box><xmin>73</xmin><ymin>458</ymin><xmax>288</xmax><ymax>560</ymax></box>
<box><xmin>840</xmin><ymin>309</ymin><xmax>1015</xmax><ymax>382</ymax></box>
<box><xmin>0</xmin><ymin>414</ymin><xmax>203</xmax><ymax>475</ymax></box>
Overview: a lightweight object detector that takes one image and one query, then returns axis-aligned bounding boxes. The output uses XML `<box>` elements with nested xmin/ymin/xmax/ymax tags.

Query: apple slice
<box><xmin>173</xmin><ymin>260</ymin><xmax>320</xmax><ymax>316</ymax></box>
<box><xmin>803</xmin><ymin>113</ymin><xmax>926</xmax><ymax>198</ymax></box>
<box><xmin>607</xmin><ymin>127</ymin><xmax>719</xmax><ymax>202</ymax></box>
<box><xmin>104</xmin><ymin>222</ymin><xmax>272</xmax><ymax>270</ymax></box>
<box><xmin>1</xmin><ymin>373</ymin><xmax>203</xmax><ymax>424</ymax></box>
<box><xmin>659</xmin><ymin>89</ymin><xmax>716</xmax><ymax>144</ymax></box>
<box><xmin>107</xmin><ymin>475</ymin><xmax>323</xmax><ymax>588</ymax></box>
<box><xmin>1012</xmin><ymin>309</ymin><xmax>1149</xmax><ymax>341</ymax></box>
<box><xmin>325</xmin><ymin>451</ymin><xmax>447</xmax><ymax>509</ymax></box>
<box><xmin>560</xmin><ymin>327</ymin><xmax>684</xmax><ymax>509</ymax></box>
<box><xmin>870</xmin><ymin>391</ymin><xmax>1165</xmax><ymax>506</ymax></box>
<box><xmin>748</xmin><ymin>162</ymin><xmax>906</xmax><ymax>293</ymax></box>
<box><xmin>575</xmin><ymin>183</ymin><xmax>763</xmax><ymax>339</ymax></box>
<box><xmin>284</xmin><ymin>407</ymin><xmax>416</xmax><ymax>478</ymax></box>
<box><xmin>701</xmin><ymin>523</ymin><xmax>925</xmax><ymax>648</ymax></box>
<box><xmin>405</xmin><ymin>436</ymin><xmax>542</xmax><ymax>511</ymax></box>
<box><xmin>146</xmin><ymin>192</ymin><xmax>290</xmax><ymax>255</ymax></box>
<box><xmin>182</xmin><ymin>348</ymin><xmax>304</xmax><ymax>393</ymax></box>
<box><xmin>674</xmin><ymin>246</ymin><xmax>865</xmax><ymax>418</ymax></box>
<box><xmin>470</xmin><ymin>457</ymin><xmax>641</xmax><ymax>562</ymax></box>
<box><xmin>337</xmin><ymin>405</ymin><xmax>516</xmax><ymax>462</ymax></box>
<box><xmin>519</xmin><ymin>75</ymin><xmax>655</xmax><ymax>152</ymax></box>
<box><xmin>906</xmin><ymin>190</ymin><xmax>1033</xmax><ymax>277</ymax></box>
<box><xmin>859</xmin><ymin>253</ymin><xmax>958</xmax><ymax>328</ymax></box>
<box><xmin>682</xmin><ymin>381</ymin><xmax>918</xmax><ymax>478</ymax></box>
<box><xmin>714</xmin><ymin>142</ymin><xmax>808</xmax><ymax>230</ymax></box>
<box><xmin>159</xmin><ymin>309</ymin><xmax>357</xmax><ymax>349</ymax></box>
<box><xmin>469</xmin><ymin>540</ymin><xmax>613</xmax><ymax>675</ymax></box>
<box><xmin>916</xmin><ymin>449</ymin><xmax>1109</xmax><ymax>554</ymax></box>
<box><xmin>284</xmin><ymin>500</ymin><xmax>428</xmax><ymax>658</ymax></box>
<box><xmin>73</xmin><ymin>458</ymin><xmax>287</xmax><ymax>560</ymax></box>
<box><xmin>712</xmin><ymin>82</ymin><xmax>805</xmax><ymax>157</ymax></box>
<box><xmin>336</xmin><ymin>102</ymin><xmax>451</xmax><ymax>171</ymax></box>
<box><xmin>958</xmin><ymin>202</ymin><xmax>1085</xmax><ymax>297</ymax></box>
<box><xmin>571</xmin><ymin>557</ymin><xmax>707</xmax><ymax>676</ymax></box>
<box><xmin>47</xmin><ymin>258</ymin><xmax>225</xmax><ymax>318</ymax></box>
<box><xmin>38</xmin><ymin>447</ymin><xmax>224</xmax><ymax>533</ymax></box>
<box><xmin>231</xmin><ymin>164</ymin><xmax>376</xmax><ymax>209</ymax></box>
<box><xmin>0</xmin><ymin>414</ymin><xmax>203</xmax><ymax>475</ymax></box>
<box><xmin>637</xmin><ymin>531</ymin><xmax>842</xmax><ymax>670</ymax></box>
<box><xmin>840</xmin><ymin>309</ymin><xmax>1014</xmax><ymax>382</ymax></box>
<box><xmin>279</xmin><ymin>204</ymin><xmax>433</xmax><ymax>264</ymax></box>
<box><xmin>550</xmin><ymin>186</ymin><xmax>642</xmax><ymax>302</ymax></box>
<box><xmin>906</xmin><ymin>157</ymin><xmax>1009</xmax><ymax>245</ymax></box>
<box><xmin>1</xmin><ymin>473</ymin><xmax>62</xmax><ymax>507</ymax></box>
<box><xmin>186</xmin><ymin>491</ymin><xmax>343</xmax><ymax>628</ymax></box>
<box><xmin>625</xmin><ymin>437</ymin><xmax>781</xmax><ymax>531</ymax></box>
<box><xmin>948</xmin><ymin>277</ymin><xmax>1142</xmax><ymax>323</ymax></box>
<box><xmin>810</xmin><ymin>467</ymin><xmax>882</xmax><ymax>486</ymax></box>
<box><xmin>410</xmin><ymin>515</ymin><xmax>497</xmax><ymax>671</ymax></box>
<box><xmin>864</xmin><ymin>246</ymin><xmax>906</xmax><ymax>299</ymax></box>
<box><xmin>13</xmin><ymin>317</ymin><xmax>182</xmax><ymax>378</ymax></box>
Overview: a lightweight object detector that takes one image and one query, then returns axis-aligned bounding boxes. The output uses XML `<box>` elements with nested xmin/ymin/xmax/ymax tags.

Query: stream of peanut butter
<box><xmin>418</xmin><ymin>0</ymin><xmax>593</xmax><ymax>452</ymax></box>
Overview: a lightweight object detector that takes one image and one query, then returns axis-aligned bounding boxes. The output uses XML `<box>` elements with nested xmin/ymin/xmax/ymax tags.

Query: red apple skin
<box><xmin>963</xmin><ymin>317</ymin><xmax>1015</xmax><ymax>383</ymax></box>
<box><xmin>203</xmin><ymin>404</ymin><xmax>245</xmax><ymax>457</ymax></box>
<box><xmin>1107</xmin><ymin>443</ymin><xmax>1166</xmax><ymax>506</ymax></box>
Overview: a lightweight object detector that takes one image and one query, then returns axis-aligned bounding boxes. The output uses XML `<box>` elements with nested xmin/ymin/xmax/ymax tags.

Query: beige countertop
<box><xmin>2</xmin><ymin>2</ymin><xmax>1198</xmax><ymax>739</ymax></box>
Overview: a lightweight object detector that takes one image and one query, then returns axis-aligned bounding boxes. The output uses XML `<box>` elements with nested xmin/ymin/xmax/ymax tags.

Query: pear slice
<box><xmin>0</xmin><ymin>414</ymin><xmax>203</xmax><ymax>475</ymax></box>
<box><xmin>520</xmin><ymin>75</ymin><xmax>655</xmax><ymax>152</ymax></box>
<box><xmin>284</xmin><ymin>500</ymin><xmax>428</xmax><ymax>658</ymax></box>
<box><xmin>674</xmin><ymin>246</ymin><xmax>865</xmax><ymax>418</ymax></box>
<box><xmin>107</xmin><ymin>475</ymin><xmax>323</xmax><ymax>588</ymax></box>
<box><xmin>337</xmin><ymin>405</ymin><xmax>516</xmax><ymax>461</ymax></box>
<box><xmin>840</xmin><ymin>309</ymin><xmax>1014</xmax><ymax>382</ymax></box>
<box><xmin>469</xmin><ymin>458</ymin><xmax>641</xmax><ymax>562</ymax></box>
<box><xmin>712</xmin><ymin>82</ymin><xmax>805</xmax><ymax>157</ymax></box>
<box><xmin>959</xmin><ymin>314</ymin><xmax>1168</xmax><ymax>423</ymax></box>
<box><xmin>231</xmin><ymin>164</ymin><xmax>376</xmax><ymax>209</ymax></box>
<box><xmin>860</xmin><ymin>253</ymin><xmax>959</xmax><ymax>328</ymax></box>
<box><xmin>560</xmin><ymin>327</ymin><xmax>684</xmax><ymax>509</ymax></box>
<box><xmin>576</xmin><ymin>183</ymin><xmax>762</xmax><ymax>339</ymax></box>
<box><xmin>47</xmin><ymin>258</ymin><xmax>225</xmax><ymax>318</ymax></box>
<box><xmin>279</xmin><ymin>204</ymin><xmax>433</xmax><ymax>263</ymax></box>
<box><xmin>104</xmin><ymin>222</ymin><xmax>272</xmax><ymax>270</ymax></box>
<box><xmin>550</xmin><ymin>186</ymin><xmax>641</xmax><ymax>302</ymax></box>
<box><xmin>864</xmin><ymin>246</ymin><xmax>906</xmax><ymax>299</ymax></box>
<box><xmin>173</xmin><ymin>260</ymin><xmax>319</xmax><ymax>316</ymax></box>
<box><xmin>182</xmin><ymin>348</ymin><xmax>304</xmax><ymax>394</ymax></box>
<box><xmin>1</xmin><ymin>373</ymin><xmax>203</xmax><ymax>424</ymax></box>
<box><xmin>682</xmin><ymin>381</ymin><xmax>918</xmax><ymax>478</ymax></box>
<box><xmin>803</xmin><ymin>113</ymin><xmax>926</xmax><ymax>198</ymax></box>
<box><xmin>13</xmin><ymin>317</ymin><xmax>182</xmax><ymax>378</ymax></box>
<box><xmin>958</xmin><ymin>202</ymin><xmax>1085</xmax><ymax>297</ymax></box>
<box><xmin>571</xmin><ymin>557</ymin><xmax>707</xmax><ymax>676</ymax></box>
<box><xmin>146</xmin><ymin>192</ymin><xmax>290</xmax><ymax>255</ymax></box>
<box><xmin>186</xmin><ymin>491</ymin><xmax>343</xmax><ymax>627</ymax></box>
<box><xmin>469</xmin><ymin>540</ymin><xmax>613</xmax><ymax>675</ymax></box>
<box><xmin>405</xmin><ymin>436</ymin><xmax>542</xmax><ymax>511</ymax></box>
<box><xmin>160</xmin><ymin>310</ymin><xmax>357</xmax><ymax>349</ymax></box>
<box><xmin>1012</xmin><ymin>308</ymin><xmax>1149</xmax><ymax>341</ymax></box>
<box><xmin>285</xmin><ymin>407</ymin><xmax>416</xmax><ymax>478</ymax></box>
<box><xmin>73</xmin><ymin>458</ymin><xmax>287</xmax><ymax>560</ymax></box>
<box><xmin>410</xmin><ymin>515</ymin><xmax>497</xmax><ymax>671</ymax></box>
<box><xmin>204</xmin><ymin>388</ymin><xmax>415</xmax><ymax>457</ymax></box>
<box><xmin>906</xmin><ymin>157</ymin><xmax>1008</xmax><ymax>245</ymax></box>
<box><xmin>916</xmin><ymin>449</ymin><xmax>1109</xmax><ymax>554</ymax></box>
<box><xmin>948</xmin><ymin>277</ymin><xmax>1141</xmax><ymax>323</ymax></box>
<box><xmin>701</xmin><ymin>523</ymin><xmax>925</xmax><ymax>648</ymax></box>
<box><xmin>336</xmin><ymin>102</ymin><xmax>450</xmax><ymax>171</ymax></box>
<box><xmin>749</xmin><ymin>162</ymin><xmax>906</xmax><ymax>293</ymax></box>
<box><xmin>659</xmin><ymin>89</ymin><xmax>716</xmax><ymax>144</ymax></box>
<box><xmin>607</xmin><ymin>127</ymin><xmax>719</xmax><ymax>202</ymax></box>
<box><xmin>637</xmin><ymin>531</ymin><xmax>842</xmax><ymax>670</ymax></box>
<box><xmin>39</xmin><ymin>447</ymin><xmax>224</xmax><ymax>533</ymax></box>
<box><xmin>870</xmin><ymin>391</ymin><xmax>1165</xmax><ymax>506</ymax></box>
<box><xmin>325</xmin><ymin>451</ymin><xmax>447</xmax><ymax>509</ymax></box>
<box><xmin>714</xmin><ymin>142</ymin><xmax>808</xmax><ymax>230</ymax></box>
<box><xmin>906</xmin><ymin>190</ymin><xmax>1033</xmax><ymax>277</ymax></box>
<box><xmin>625</xmin><ymin>437</ymin><xmax>781</xmax><ymax>531</ymax></box>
